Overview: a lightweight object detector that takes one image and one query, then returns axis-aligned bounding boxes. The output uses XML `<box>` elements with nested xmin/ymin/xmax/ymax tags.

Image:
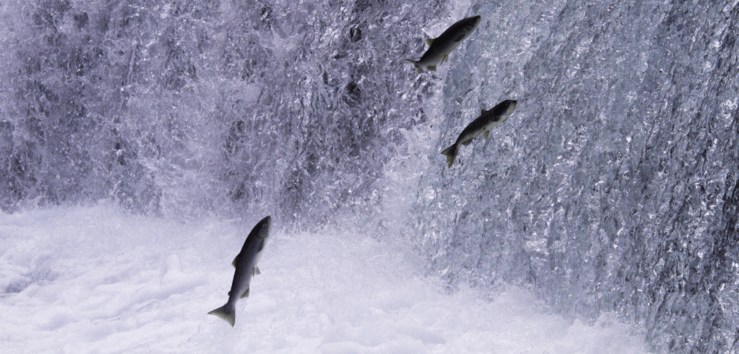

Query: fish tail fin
<box><xmin>404</xmin><ymin>59</ymin><xmax>423</xmax><ymax>73</ymax></box>
<box><xmin>208</xmin><ymin>304</ymin><xmax>236</xmax><ymax>327</ymax></box>
<box><xmin>440</xmin><ymin>144</ymin><xmax>458</xmax><ymax>168</ymax></box>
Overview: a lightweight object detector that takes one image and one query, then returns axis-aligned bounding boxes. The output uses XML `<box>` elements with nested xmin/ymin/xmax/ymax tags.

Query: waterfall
<box><xmin>1</xmin><ymin>1</ymin><xmax>737</xmax><ymax>352</ymax></box>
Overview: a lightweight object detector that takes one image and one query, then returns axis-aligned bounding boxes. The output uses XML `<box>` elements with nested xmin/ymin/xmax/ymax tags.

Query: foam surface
<box><xmin>0</xmin><ymin>206</ymin><xmax>650</xmax><ymax>353</ymax></box>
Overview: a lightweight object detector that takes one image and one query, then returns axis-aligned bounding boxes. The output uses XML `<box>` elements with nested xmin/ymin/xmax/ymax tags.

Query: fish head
<box><xmin>461</xmin><ymin>16</ymin><xmax>481</xmax><ymax>35</ymax></box>
<box><xmin>255</xmin><ymin>216</ymin><xmax>272</xmax><ymax>241</ymax></box>
<box><xmin>501</xmin><ymin>100</ymin><xmax>517</xmax><ymax>115</ymax></box>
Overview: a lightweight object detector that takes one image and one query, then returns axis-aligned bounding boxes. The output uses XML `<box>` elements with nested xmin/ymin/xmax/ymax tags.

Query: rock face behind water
<box><xmin>0</xmin><ymin>1</ymin><xmax>738</xmax><ymax>352</ymax></box>
<box><xmin>416</xmin><ymin>1</ymin><xmax>739</xmax><ymax>352</ymax></box>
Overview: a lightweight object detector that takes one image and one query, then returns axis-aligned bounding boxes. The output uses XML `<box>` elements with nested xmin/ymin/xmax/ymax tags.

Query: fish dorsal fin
<box><xmin>240</xmin><ymin>287</ymin><xmax>250</xmax><ymax>299</ymax></box>
<box><xmin>481</xmin><ymin>108</ymin><xmax>487</xmax><ymax>115</ymax></box>
<box><xmin>232</xmin><ymin>254</ymin><xmax>240</xmax><ymax>267</ymax></box>
<box><xmin>425</xmin><ymin>38</ymin><xmax>435</xmax><ymax>46</ymax></box>
<box><xmin>228</xmin><ymin>290</ymin><xmax>231</xmax><ymax>296</ymax></box>
<box><xmin>252</xmin><ymin>266</ymin><xmax>261</xmax><ymax>276</ymax></box>
<box><xmin>483</xmin><ymin>130</ymin><xmax>490</xmax><ymax>140</ymax></box>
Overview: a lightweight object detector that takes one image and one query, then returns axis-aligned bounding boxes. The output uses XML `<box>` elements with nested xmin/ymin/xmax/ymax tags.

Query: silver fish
<box><xmin>208</xmin><ymin>216</ymin><xmax>272</xmax><ymax>326</ymax></box>
<box><xmin>405</xmin><ymin>15</ymin><xmax>481</xmax><ymax>73</ymax></box>
<box><xmin>441</xmin><ymin>100</ymin><xmax>517</xmax><ymax>167</ymax></box>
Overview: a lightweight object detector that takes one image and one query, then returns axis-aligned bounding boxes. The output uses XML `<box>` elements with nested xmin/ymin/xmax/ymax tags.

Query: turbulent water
<box><xmin>0</xmin><ymin>0</ymin><xmax>737</xmax><ymax>352</ymax></box>
<box><xmin>0</xmin><ymin>206</ymin><xmax>652</xmax><ymax>353</ymax></box>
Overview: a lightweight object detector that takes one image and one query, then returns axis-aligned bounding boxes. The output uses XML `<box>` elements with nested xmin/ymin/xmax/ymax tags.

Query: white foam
<box><xmin>0</xmin><ymin>205</ymin><xmax>652</xmax><ymax>353</ymax></box>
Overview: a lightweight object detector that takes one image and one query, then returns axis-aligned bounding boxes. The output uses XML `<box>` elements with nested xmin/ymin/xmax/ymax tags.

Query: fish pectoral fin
<box><xmin>427</xmin><ymin>65</ymin><xmax>437</xmax><ymax>71</ymax></box>
<box><xmin>240</xmin><ymin>287</ymin><xmax>250</xmax><ymax>299</ymax></box>
<box><xmin>442</xmin><ymin>54</ymin><xmax>449</xmax><ymax>63</ymax></box>
<box><xmin>481</xmin><ymin>108</ymin><xmax>487</xmax><ymax>114</ymax></box>
<box><xmin>462</xmin><ymin>140</ymin><xmax>472</xmax><ymax>146</ymax></box>
<box><xmin>425</xmin><ymin>38</ymin><xmax>435</xmax><ymax>46</ymax></box>
<box><xmin>254</xmin><ymin>266</ymin><xmax>261</xmax><ymax>275</ymax></box>
<box><xmin>483</xmin><ymin>130</ymin><xmax>490</xmax><ymax>140</ymax></box>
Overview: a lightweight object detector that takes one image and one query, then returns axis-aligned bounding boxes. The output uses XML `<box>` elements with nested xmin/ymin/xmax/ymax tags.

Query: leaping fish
<box><xmin>405</xmin><ymin>15</ymin><xmax>481</xmax><ymax>73</ymax></box>
<box><xmin>208</xmin><ymin>216</ymin><xmax>272</xmax><ymax>326</ymax></box>
<box><xmin>441</xmin><ymin>100</ymin><xmax>517</xmax><ymax>167</ymax></box>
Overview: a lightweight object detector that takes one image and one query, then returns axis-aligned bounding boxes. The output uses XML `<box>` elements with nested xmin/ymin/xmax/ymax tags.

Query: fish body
<box><xmin>208</xmin><ymin>216</ymin><xmax>272</xmax><ymax>326</ymax></box>
<box><xmin>441</xmin><ymin>100</ymin><xmax>517</xmax><ymax>167</ymax></box>
<box><xmin>405</xmin><ymin>15</ymin><xmax>481</xmax><ymax>73</ymax></box>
